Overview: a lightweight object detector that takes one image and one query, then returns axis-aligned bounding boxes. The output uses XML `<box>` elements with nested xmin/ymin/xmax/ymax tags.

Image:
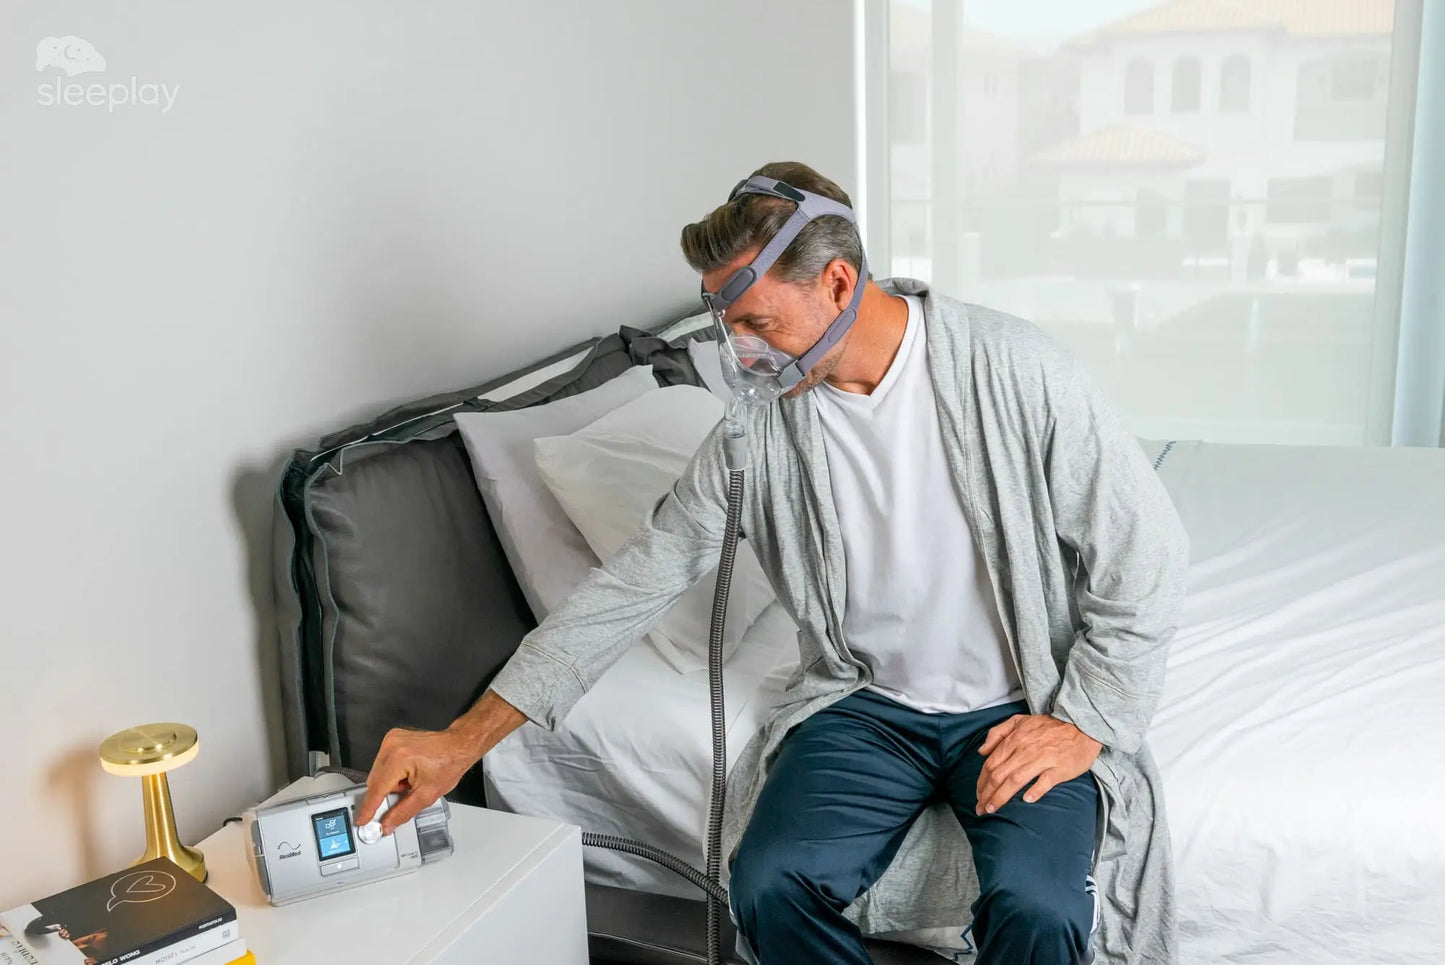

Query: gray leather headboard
<box><xmin>272</xmin><ymin>315</ymin><xmax>711</xmax><ymax>795</ymax></box>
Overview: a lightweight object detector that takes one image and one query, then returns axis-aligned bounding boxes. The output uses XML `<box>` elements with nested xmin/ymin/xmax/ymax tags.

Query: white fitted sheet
<box><xmin>1147</xmin><ymin>441</ymin><xmax>1445</xmax><ymax>964</ymax></box>
<box><xmin>484</xmin><ymin>441</ymin><xmax>1445</xmax><ymax>963</ymax></box>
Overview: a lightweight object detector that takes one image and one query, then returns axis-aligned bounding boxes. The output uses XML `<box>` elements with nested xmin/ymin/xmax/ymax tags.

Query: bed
<box><xmin>274</xmin><ymin>309</ymin><xmax>1445</xmax><ymax>964</ymax></box>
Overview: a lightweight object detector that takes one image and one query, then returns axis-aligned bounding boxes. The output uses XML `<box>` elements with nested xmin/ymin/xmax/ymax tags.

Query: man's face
<box><xmin>701</xmin><ymin>250</ymin><xmax>853</xmax><ymax>398</ymax></box>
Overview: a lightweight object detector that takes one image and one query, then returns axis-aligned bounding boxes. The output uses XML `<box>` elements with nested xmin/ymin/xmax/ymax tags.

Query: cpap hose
<box><xmin>703</xmin><ymin>416</ymin><xmax>748</xmax><ymax>965</ymax></box>
<box><xmin>579</xmin><ymin>413</ymin><xmax>748</xmax><ymax>965</ymax></box>
<box><xmin>578</xmin><ymin>830</ymin><xmax>728</xmax><ymax>905</ymax></box>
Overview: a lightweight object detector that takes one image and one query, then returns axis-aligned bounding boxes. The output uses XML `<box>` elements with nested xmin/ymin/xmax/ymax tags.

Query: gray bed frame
<box><xmin>272</xmin><ymin>310</ymin><xmax>941</xmax><ymax>964</ymax></box>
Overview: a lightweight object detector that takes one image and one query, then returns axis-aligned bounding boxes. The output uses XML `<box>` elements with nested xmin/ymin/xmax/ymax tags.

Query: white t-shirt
<box><xmin>815</xmin><ymin>295</ymin><xmax>1023</xmax><ymax>714</ymax></box>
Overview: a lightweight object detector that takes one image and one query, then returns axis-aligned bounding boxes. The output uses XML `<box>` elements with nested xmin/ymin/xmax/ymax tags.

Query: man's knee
<box><xmin>729</xmin><ymin>838</ymin><xmax>836</xmax><ymax>920</ymax></box>
<box><xmin>977</xmin><ymin>884</ymin><xmax>1091</xmax><ymax>959</ymax></box>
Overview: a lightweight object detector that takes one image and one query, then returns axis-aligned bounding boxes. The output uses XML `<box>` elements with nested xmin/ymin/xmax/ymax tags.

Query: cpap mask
<box><xmin>700</xmin><ymin>176</ymin><xmax>869</xmax><ymax>409</ymax></box>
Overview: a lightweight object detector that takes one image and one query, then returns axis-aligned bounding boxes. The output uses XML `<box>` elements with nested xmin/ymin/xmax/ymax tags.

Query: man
<box><xmin>358</xmin><ymin>161</ymin><xmax>1189</xmax><ymax>964</ymax></box>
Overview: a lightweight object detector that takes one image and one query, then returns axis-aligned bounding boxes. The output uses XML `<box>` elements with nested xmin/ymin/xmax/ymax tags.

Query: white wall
<box><xmin>0</xmin><ymin>0</ymin><xmax>855</xmax><ymax>905</ymax></box>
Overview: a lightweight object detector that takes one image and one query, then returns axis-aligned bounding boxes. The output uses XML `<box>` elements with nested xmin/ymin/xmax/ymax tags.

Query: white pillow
<box><xmin>687</xmin><ymin>338</ymin><xmax>730</xmax><ymax>402</ymax></box>
<box><xmin>533</xmin><ymin>384</ymin><xmax>777</xmax><ymax>674</ymax></box>
<box><xmin>453</xmin><ymin>365</ymin><xmax>658</xmax><ymax>620</ymax></box>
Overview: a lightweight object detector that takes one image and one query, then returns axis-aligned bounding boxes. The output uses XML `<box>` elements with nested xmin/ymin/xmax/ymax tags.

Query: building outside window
<box><xmin>874</xmin><ymin>0</ymin><xmax>1404</xmax><ymax>445</ymax></box>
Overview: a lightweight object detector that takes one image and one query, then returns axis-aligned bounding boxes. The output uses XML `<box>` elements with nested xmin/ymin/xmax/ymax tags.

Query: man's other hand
<box><xmin>975</xmin><ymin>714</ymin><xmax>1102</xmax><ymax>815</ymax></box>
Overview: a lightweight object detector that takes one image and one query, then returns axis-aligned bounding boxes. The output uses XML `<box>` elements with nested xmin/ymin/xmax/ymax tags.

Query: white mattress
<box><xmin>484</xmin><ymin>441</ymin><xmax>1445</xmax><ymax>963</ymax></box>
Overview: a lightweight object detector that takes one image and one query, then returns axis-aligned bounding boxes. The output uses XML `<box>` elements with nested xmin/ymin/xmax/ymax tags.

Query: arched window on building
<box><xmin>1125</xmin><ymin>59</ymin><xmax>1154</xmax><ymax>114</ymax></box>
<box><xmin>1172</xmin><ymin>57</ymin><xmax>1202</xmax><ymax>112</ymax></box>
<box><xmin>1220</xmin><ymin>55</ymin><xmax>1251</xmax><ymax>112</ymax></box>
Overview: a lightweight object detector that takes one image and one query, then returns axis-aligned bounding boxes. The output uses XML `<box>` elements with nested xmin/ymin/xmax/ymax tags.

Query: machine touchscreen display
<box><xmin>311</xmin><ymin>807</ymin><xmax>356</xmax><ymax>860</ymax></box>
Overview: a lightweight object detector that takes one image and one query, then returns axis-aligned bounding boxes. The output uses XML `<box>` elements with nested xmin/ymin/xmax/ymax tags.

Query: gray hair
<box><xmin>680</xmin><ymin>161</ymin><xmax>868</xmax><ymax>286</ymax></box>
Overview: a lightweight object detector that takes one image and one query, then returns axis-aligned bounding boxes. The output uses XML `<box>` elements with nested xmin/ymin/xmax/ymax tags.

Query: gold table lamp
<box><xmin>99</xmin><ymin>723</ymin><xmax>206</xmax><ymax>882</ymax></box>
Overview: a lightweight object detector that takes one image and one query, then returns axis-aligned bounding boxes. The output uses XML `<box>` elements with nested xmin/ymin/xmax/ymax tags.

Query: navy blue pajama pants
<box><xmin>730</xmin><ymin>689</ymin><xmax>1098</xmax><ymax>964</ymax></box>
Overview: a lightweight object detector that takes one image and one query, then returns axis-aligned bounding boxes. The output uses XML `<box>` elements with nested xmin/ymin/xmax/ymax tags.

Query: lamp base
<box><xmin>137</xmin><ymin>769</ymin><xmax>207</xmax><ymax>883</ymax></box>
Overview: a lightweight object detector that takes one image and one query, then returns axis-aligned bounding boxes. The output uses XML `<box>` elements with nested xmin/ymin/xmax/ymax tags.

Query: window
<box><xmin>890</xmin><ymin>202</ymin><xmax>930</xmax><ymax>280</ymax></box>
<box><xmin>1332</xmin><ymin>55</ymin><xmax>1377</xmax><ymax>101</ymax></box>
<box><xmin>890</xmin><ymin>70</ymin><xmax>926</xmax><ymax>145</ymax></box>
<box><xmin>1266</xmin><ymin>177</ymin><xmax>1332</xmax><ymax>224</ymax></box>
<box><xmin>1183</xmin><ymin>179</ymin><xmax>1231</xmax><ymax>246</ymax></box>
<box><xmin>1124</xmin><ymin>59</ymin><xmax>1153</xmax><ymax>114</ymax></box>
<box><xmin>1136</xmin><ymin>189</ymin><xmax>1169</xmax><ymax>239</ymax></box>
<box><xmin>872</xmin><ymin>0</ymin><xmax>1417</xmax><ymax>445</ymax></box>
<box><xmin>1354</xmin><ymin>171</ymin><xmax>1383</xmax><ymax>210</ymax></box>
<box><xmin>1220</xmin><ymin>55</ymin><xmax>1250</xmax><ymax>112</ymax></box>
<box><xmin>1172</xmin><ymin>57</ymin><xmax>1202</xmax><ymax>113</ymax></box>
<box><xmin>1295</xmin><ymin>55</ymin><xmax>1388</xmax><ymax>141</ymax></box>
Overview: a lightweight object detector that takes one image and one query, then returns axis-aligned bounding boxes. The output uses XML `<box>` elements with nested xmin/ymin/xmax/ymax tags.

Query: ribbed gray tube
<box><xmin>579</xmin><ymin>830</ymin><xmax>729</xmax><ymax>905</ymax></box>
<box><xmin>703</xmin><ymin>467</ymin><xmax>745</xmax><ymax>964</ymax></box>
<box><xmin>581</xmin><ymin>461</ymin><xmax>745</xmax><ymax>965</ymax></box>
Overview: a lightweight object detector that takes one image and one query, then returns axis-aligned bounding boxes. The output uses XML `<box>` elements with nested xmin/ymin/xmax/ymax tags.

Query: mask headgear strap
<box><xmin>704</xmin><ymin>176</ymin><xmax>868</xmax><ymax>389</ymax></box>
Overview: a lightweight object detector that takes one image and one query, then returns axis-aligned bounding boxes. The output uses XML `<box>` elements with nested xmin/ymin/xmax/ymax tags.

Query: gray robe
<box><xmin>489</xmin><ymin>277</ymin><xmax>1191</xmax><ymax>963</ymax></box>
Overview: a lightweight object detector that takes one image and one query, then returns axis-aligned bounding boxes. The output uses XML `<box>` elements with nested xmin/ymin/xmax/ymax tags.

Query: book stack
<box><xmin>1</xmin><ymin>858</ymin><xmax>251</xmax><ymax>965</ymax></box>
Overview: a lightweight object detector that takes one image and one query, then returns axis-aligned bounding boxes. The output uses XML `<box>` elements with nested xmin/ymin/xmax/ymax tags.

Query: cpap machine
<box><xmin>243</xmin><ymin>771</ymin><xmax>454</xmax><ymax>906</ymax></box>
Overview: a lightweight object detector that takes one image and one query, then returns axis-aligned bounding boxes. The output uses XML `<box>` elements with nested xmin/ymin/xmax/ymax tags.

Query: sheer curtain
<box><xmin>862</xmin><ymin>0</ymin><xmax>1434</xmax><ymax>445</ymax></box>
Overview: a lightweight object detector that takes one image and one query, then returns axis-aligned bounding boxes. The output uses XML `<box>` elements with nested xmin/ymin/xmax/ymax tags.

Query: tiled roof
<box><xmin>1030</xmin><ymin>124</ymin><xmax>1206</xmax><ymax>165</ymax></box>
<box><xmin>1076</xmin><ymin>0</ymin><xmax>1392</xmax><ymax>42</ymax></box>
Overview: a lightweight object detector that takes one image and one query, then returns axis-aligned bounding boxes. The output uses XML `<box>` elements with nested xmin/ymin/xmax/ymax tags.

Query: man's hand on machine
<box><xmin>356</xmin><ymin>689</ymin><xmax>528</xmax><ymax>834</ymax></box>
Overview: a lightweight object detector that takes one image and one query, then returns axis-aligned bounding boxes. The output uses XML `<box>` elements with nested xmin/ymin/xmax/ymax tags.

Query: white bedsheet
<box><xmin>1147</xmin><ymin>442</ymin><xmax>1445</xmax><ymax>964</ymax></box>
<box><xmin>484</xmin><ymin>441</ymin><xmax>1445</xmax><ymax>963</ymax></box>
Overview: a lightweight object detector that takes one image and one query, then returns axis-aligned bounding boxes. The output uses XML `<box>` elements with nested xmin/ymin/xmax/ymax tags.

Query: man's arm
<box><xmin>976</xmin><ymin>351</ymin><xmax>1189</xmax><ymax>813</ymax></box>
<box><xmin>358</xmin><ymin>418</ymin><xmax>735</xmax><ymax>832</ymax></box>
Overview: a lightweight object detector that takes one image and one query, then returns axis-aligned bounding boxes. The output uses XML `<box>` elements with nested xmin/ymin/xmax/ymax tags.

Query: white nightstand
<box><xmin>198</xmin><ymin>799</ymin><xmax>588</xmax><ymax>964</ymax></box>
